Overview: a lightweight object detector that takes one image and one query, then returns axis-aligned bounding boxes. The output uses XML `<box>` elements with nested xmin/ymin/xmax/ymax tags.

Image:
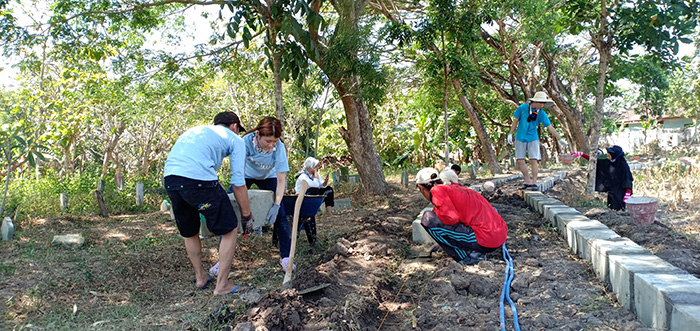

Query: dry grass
<box><xmin>633</xmin><ymin>156</ymin><xmax>700</xmax><ymax>212</ymax></box>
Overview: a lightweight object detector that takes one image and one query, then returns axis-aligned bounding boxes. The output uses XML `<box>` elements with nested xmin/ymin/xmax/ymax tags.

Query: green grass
<box><xmin>0</xmin><ymin>262</ymin><xmax>15</xmax><ymax>276</ymax></box>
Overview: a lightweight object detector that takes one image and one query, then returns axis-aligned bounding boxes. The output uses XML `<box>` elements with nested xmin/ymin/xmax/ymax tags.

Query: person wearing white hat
<box><xmin>294</xmin><ymin>157</ymin><xmax>334</xmax><ymax>214</ymax></box>
<box><xmin>507</xmin><ymin>91</ymin><xmax>569</xmax><ymax>190</ymax></box>
<box><xmin>415</xmin><ymin>168</ymin><xmax>508</xmax><ymax>265</ymax></box>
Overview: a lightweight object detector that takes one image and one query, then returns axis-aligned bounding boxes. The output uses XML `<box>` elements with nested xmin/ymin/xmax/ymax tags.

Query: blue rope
<box><xmin>499</xmin><ymin>243</ymin><xmax>521</xmax><ymax>331</ymax></box>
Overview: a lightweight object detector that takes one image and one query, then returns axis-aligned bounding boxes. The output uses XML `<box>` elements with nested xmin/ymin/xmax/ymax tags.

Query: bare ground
<box><xmin>2</xmin><ymin>174</ymin><xmax>671</xmax><ymax>330</ymax></box>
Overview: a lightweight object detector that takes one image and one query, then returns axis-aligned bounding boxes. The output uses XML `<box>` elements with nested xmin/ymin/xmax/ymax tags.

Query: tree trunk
<box><xmin>542</xmin><ymin>51</ymin><xmax>589</xmax><ymax>152</ymax></box>
<box><xmin>332</xmin><ymin>76</ymin><xmax>389</xmax><ymax>195</ymax></box>
<box><xmin>101</xmin><ymin>122</ymin><xmax>126</xmax><ymax>177</ymax></box>
<box><xmin>451</xmin><ymin>79</ymin><xmax>503</xmax><ymax>175</ymax></box>
<box><xmin>270</xmin><ymin>29</ymin><xmax>285</xmax><ymax>124</ymax></box>
<box><xmin>586</xmin><ymin>0</ymin><xmax>611</xmax><ymax>196</ymax></box>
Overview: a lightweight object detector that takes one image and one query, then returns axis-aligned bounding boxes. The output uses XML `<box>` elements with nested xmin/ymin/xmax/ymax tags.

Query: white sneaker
<box><xmin>209</xmin><ymin>262</ymin><xmax>220</xmax><ymax>276</ymax></box>
<box><xmin>280</xmin><ymin>257</ymin><xmax>296</xmax><ymax>271</ymax></box>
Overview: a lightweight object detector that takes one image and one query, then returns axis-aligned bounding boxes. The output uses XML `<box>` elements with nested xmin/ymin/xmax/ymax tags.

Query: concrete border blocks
<box><xmin>589</xmin><ymin>237</ymin><xmax>648</xmax><ymax>283</ymax></box>
<box><xmin>543</xmin><ymin>206</ymin><xmax>580</xmax><ymax>228</ymax></box>
<box><xmin>535</xmin><ymin>198</ymin><xmax>565</xmax><ymax>214</ymax></box>
<box><xmin>565</xmin><ymin>220</ymin><xmax>618</xmax><ymax>260</ymax></box>
<box><xmin>513</xmin><ymin>168</ymin><xmax>700</xmax><ymax>330</ymax></box>
<box><xmin>634</xmin><ymin>273</ymin><xmax>700</xmax><ymax>330</ymax></box>
<box><xmin>609</xmin><ymin>253</ymin><xmax>682</xmax><ymax>311</ymax></box>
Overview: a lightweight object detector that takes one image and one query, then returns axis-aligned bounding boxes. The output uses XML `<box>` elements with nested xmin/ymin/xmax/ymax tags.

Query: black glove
<box><xmin>241</xmin><ymin>213</ymin><xmax>254</xmax><ymax>235</ymax></box>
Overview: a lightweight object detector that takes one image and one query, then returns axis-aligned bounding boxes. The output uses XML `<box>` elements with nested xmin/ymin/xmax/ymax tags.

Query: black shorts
<box><xmin>164</xmin><ymin>175</ymin><xmax>238</xmax><ymax>238</ymax></box>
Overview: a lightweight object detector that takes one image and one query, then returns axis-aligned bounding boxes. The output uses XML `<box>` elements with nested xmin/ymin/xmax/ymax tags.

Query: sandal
<box><xmin>526</xmin><ymin>184</ymin><xmax>539</xmax><ymax>191</ymax></box>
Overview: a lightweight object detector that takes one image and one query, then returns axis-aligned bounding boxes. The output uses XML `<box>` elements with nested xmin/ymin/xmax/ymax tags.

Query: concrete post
<box><xmin>60</xmin><ymin>193</ymin><xmax>68</xmax><ymax>211</ymax></box>
<box><xmin>136</xmin><ymin>182</ymin><xmax>144</xmax><ymax>206</ymax></box>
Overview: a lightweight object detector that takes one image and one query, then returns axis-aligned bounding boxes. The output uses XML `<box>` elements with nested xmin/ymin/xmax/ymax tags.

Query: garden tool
<box><xmin>283</xmin><ymin>180</ymin><xmax>308</xmax><ymax>288</ymax></box>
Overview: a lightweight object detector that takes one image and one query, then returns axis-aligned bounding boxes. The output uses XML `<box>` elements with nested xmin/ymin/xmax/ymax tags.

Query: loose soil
<box><xmin>4</xmin><ymin>173</ymin><xmax>676</xmax><ymax>330</ymax></box>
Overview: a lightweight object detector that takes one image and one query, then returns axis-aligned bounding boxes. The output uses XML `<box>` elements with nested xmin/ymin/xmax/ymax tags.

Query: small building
<box><xmin>600</xmin><ymin>107</ymin><xmax>697</xmax><ymax>153</ymax></box>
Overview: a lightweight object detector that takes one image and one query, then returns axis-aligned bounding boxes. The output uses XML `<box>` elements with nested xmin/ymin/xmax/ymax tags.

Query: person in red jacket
<box><xmin>416</xmin><ymin>168</ymin><xmax>508</xmax><ymax>265</ymax></box>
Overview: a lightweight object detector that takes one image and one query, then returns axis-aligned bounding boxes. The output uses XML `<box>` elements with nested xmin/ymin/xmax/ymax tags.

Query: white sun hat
<box><xmin>529</xmin><ymin>91</ymin><xmax>553</xmax><ymax>103</ymax></box>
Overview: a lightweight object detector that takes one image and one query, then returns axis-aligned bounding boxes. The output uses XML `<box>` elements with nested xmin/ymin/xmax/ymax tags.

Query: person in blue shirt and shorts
<box><xmin>163</xmin><ymin>111</ymin><xmax>252</xmax><ymax>295</ymax></box>
<box><xmin>507</xmin><ymin>91</ymin><xmax>569</xmax><ymax>190</ymax></box>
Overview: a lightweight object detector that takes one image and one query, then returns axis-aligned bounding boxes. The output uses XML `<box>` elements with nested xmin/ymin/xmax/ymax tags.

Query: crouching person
<box><xmin>415</xmin><ymin>168</ymin><xmax>508</xmax><ymax>265</ymax></box>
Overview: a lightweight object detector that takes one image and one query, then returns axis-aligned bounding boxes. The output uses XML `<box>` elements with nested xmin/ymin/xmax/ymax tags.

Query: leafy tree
<box><xmin>561</xmin><ymin>0</ymin><xmax>698</xmax><ymax>195</ymax></box>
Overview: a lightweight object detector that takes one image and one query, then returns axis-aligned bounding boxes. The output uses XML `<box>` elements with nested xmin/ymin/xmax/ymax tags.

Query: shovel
<box><xmin>283</xmin><ymin>180</ymin><xmax>308</xmax><ymax>288</ymax></box>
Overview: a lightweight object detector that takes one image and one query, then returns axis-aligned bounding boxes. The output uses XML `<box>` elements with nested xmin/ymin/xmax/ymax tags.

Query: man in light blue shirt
<box><xmin>164</xmin><ymin>111</ymin><xmax>251</xmax><ymax>295</ymax></box>
<box><xmin>507</xmin><ymin>91</ymin><xmax>569</xmax><ymax>190</ymax></box>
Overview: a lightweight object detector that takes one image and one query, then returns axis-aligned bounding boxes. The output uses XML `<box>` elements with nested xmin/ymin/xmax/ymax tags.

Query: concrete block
<box><xmin>671</xmin><ymin>303</ymin><xmax>700</xmax><ymax>331</ymax></box>
<box><xmin>634</xmin><ymin>272</ymin><xmax>700</xmax><ymax>330</ymax></box>
<box><xmin>609</xmin><ymin>254</ymin><xmax>684</xmax><ymax>311</ymax></box>
<box><xmin>564</xmin><ymin>219</ymin><xmax>609</xmax><ymax>258</ymax></box>
<box><xmin>544</xmin><ymin>206</ymin><xmax>579</xmax><ymax>228</ymax></box>
<box><xmin>525</xmin><ymin>193</ymin><xmax>548</xmax><ymax>209</ymax></box>
<box><xmin>228</xmin><ymin>189</ymin><xmax>274</xmax><ymax>229</ymax></box>
<box><xmin>52</xmin><ymin>234</ymin><xmax>85</xmax><ymax>247</ymax></box>
<box><xmin>576</xmin><ymin>226</ymin><xmax>620</xmax><ymax>261</ymax></box>
<box><xmin>412</xmin><ymin>207</ymin><xmax>435</xmax><ymax>244</ymax></box>
<box><xmin>554</xmin><ymin>213</ymin><xmax>588</xmax><ymax>237</ymax></box>
<box><xmin>536</xmin><ymin>198</ymin><xmax>565</xmax><ymax>214</ymax></box>
<box><xmin>589</xmin><ymin>237</ymin><xmax>647</xmax><ymax>283</ymax></box>
<box><xmin>334</xmin><ymin>198</ymin><xmax>352</xmax><ymax>211</ymax></box>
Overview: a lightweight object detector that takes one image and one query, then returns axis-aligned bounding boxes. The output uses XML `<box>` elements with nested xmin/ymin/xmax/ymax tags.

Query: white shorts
<box><xmin>515</xmin><ymin>140</ymin><xmax>541</xmax><ymax>160</ymax></box>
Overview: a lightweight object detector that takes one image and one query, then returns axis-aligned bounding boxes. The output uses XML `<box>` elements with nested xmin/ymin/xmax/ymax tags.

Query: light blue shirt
<box><xmin>243</xmin><ymin>133</ymin><xmax>290</xmax><ymax>180</ymax></box>
<box><xmin>164</xmin><ymin>125</ymin><xmax>246</xmax><ymax>186</ymax></box>
<box><xmin>513</xmin><ymin>103</ymin><xmax>552</xmax><ymax>143</ymax></box>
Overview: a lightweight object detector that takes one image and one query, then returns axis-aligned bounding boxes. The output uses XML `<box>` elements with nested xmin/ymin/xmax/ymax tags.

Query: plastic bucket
<box><xmin>626</xmin><ymin>197</ymin><xmax>659</xmax><ymax>225</ymax></box>
<box><xmin>559</xmin><ymin>153</ymin><xmax>576</xmax><ymax>165</ymax></box>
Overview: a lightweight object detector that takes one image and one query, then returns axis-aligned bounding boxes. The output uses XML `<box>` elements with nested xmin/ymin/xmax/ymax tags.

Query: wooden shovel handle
<box><xmin>283</xmin><ymin>180</ymin><xmax>308</xmax><ymax>287</ymax></box>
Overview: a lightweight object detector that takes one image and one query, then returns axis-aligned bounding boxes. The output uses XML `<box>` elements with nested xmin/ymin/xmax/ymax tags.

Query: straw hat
<box><xmin>529</xmin><ymin>91</ymin><xmax>553</xmax><ymax>104</ymax></box>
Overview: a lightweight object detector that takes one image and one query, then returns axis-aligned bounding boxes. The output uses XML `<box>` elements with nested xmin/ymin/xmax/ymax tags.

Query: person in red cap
<box><xmin>415</xmin><ymin>168</ymin><xmax>508</xmax><ymax>265</ymax></box>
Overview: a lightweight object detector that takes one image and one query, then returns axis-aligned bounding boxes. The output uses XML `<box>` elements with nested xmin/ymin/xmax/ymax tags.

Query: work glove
<box><xmin>266</xmin><ymin>203</ymin><xmax>280</xmax><ymax>226</ymax></box>
<box><xmin>571</xmin><ymin>152</ymin><xmax>584</xmax><ymax>158</ymax></box>
<box><xmin>241</xmin><ymin>213</ymin><xmax>254</xmax><ymax>235</ymax></box>
<box><xmin>558</xmin><ymin>138</ymin><xmax>569</xmax><ymax>148</ymax></box>
<box><xmin>507</xmin><ymin>133</ymin><xmax>513</xmax><ymax>145</ymax></box>
<box><xmin>624</xmin><ymin>190</ymin><xmax>631</xmax><ymax>202</ymax></box>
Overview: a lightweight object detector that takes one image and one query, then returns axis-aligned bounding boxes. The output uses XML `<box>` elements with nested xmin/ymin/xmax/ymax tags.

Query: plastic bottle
<box><xmin>254</xmin><ymin>226</ymin><xmax>263</xmax><ymax>237</ymax></box>
<box><xmin>1</xmin><ymin>217</ymin><xmax>14</xmax><ymax>241</ymax></box>
<box><xmin>160</xmin><ymin>199</ymin><xmax>171</xmax><ymax>212</ymax></box>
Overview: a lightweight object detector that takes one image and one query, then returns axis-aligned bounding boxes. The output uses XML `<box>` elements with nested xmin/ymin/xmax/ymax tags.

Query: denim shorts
<box><xmin>164</xmin><ymin>175</ymin><xmax>238</xmax><ymax>237</ymax></box>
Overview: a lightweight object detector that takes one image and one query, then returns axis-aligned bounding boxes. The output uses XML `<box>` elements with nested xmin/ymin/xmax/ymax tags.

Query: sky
<box><xmin>0</xmin><ymin>2</ymin><xmax>218</xmax><ymax>89</ymax></box>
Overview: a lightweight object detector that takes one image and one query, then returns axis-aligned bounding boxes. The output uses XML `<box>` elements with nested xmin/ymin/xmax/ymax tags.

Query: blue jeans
<box><xmin>230</xmin><ymin>178</ymin><xmax>290</xmax><ymax>258</ymax></box>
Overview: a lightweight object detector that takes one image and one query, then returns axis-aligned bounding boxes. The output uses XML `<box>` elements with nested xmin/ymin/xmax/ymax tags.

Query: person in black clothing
<box><xmin>572</xmin><ymin>145</ymin><xmax>633</xmax><ymax>210</ymax></box>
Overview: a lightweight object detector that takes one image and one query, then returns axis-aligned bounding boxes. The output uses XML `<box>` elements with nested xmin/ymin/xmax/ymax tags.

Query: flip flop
<box><xmin>214</xmin><ymin>286</ymin><xmax>242</xmax><ymax>296</ymax></box>
<box><xmin>196</xmin><ymin>275</ymin><xmax>212</xmax><ymax>290</ymax></box>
